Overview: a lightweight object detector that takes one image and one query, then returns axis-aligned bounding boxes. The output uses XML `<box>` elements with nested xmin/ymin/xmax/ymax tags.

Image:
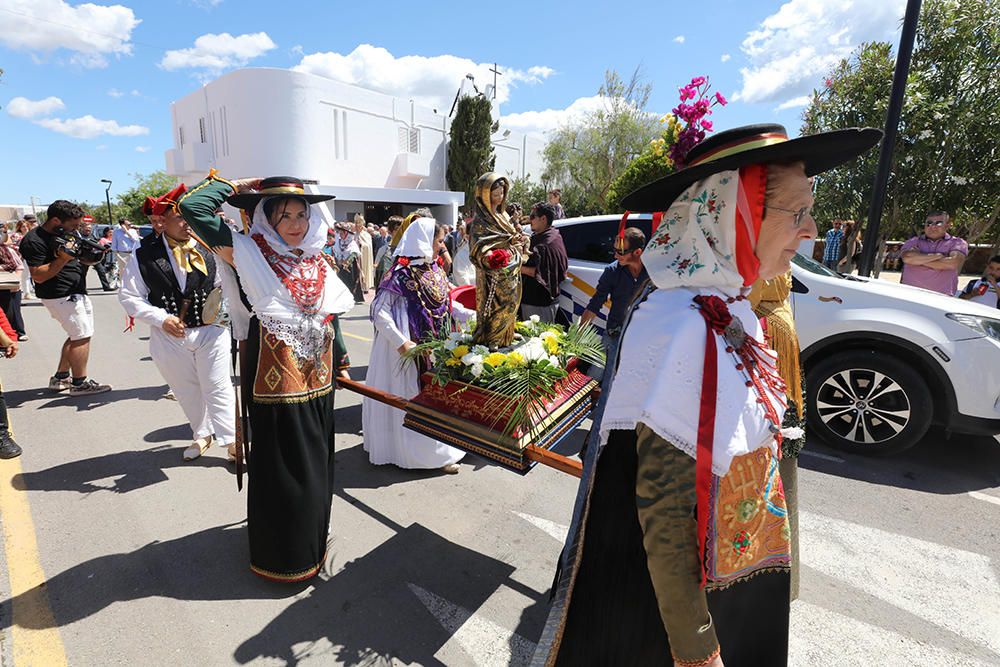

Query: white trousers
<box><xmin>150</xmin><ymin>324</ymin><xmax>236</xmax><ymax>443</ymax></box>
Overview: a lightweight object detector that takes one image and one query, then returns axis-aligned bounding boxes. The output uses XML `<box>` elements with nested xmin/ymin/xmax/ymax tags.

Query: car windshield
<box><xmin>791</xmin><ymin>252</ymin><xmax>842</xmax><ymax>278</ymax></box>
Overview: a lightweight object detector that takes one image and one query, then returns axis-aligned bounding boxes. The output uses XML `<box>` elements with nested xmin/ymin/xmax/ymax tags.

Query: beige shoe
<box><xmin>226</xmin><ymin>443</ymin><xmax>237</xmax><ymax>462</ymax></box>
<box><xmin>440</xmin><ymin>463</ymin><xmax>460</xmax><ymax>475</ymax></box>
<box><xmin>183</xmin><ymin>436</ymin><xmax>213</xmax><ymax>461</ymax></box>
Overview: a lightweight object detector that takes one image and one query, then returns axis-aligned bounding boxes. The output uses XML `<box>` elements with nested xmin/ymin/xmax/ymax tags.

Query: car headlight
<box><xmin>946</xmin><ymin>313</ymin><xmax>1000</xmax><ymax>341</ymax></box>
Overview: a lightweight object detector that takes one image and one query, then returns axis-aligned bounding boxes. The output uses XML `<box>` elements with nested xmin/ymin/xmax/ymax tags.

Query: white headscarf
<box><xmin>599</xmin><ymin>169</ymin><xmax>785</xmax><ymax>476</ymax></box>
<box><xmin>393</xmin><ymin>218</ymin><xmax>437</xmax><ymax>265</ymax></box>
<box><xmin>250</xmin><ymin>195</ymin><xmax>329</xmax><ymax>258</ymax></box>
<box><xmin>333</xmin><ymin>229</ymin><xmax>361</xmax><ymax>261</ymax></box>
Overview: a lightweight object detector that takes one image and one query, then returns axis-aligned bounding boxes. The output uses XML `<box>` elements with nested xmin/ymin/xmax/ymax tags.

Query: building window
<box><xmin>179</xmin><ymin>125</ymin><xmax>185</xmax><ymax>148</ymax></box>
<box><xmin>198</xmin><ymin>117</ymin><xmax>207</xmax><ymax>144</ymax></box>
<box><xmin>220</xmin><ymin>106</ymin><xmax>229</xmax><ymax>157</ymax></box>
<box><xmin>333</xmin><ymin>109</ymin><xmax>349</xmax><ymax>160</ymax></box>
<box><xmin>398</xmin><ymin>126</ymin><xmax>420</xmax><ymax>154</ymax></box>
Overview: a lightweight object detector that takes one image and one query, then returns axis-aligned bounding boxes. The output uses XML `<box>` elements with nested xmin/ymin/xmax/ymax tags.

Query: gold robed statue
<box><xmin>469</xmin><ymin>173</ymin><xmax>528</xmax><ymax>348</ymax></box>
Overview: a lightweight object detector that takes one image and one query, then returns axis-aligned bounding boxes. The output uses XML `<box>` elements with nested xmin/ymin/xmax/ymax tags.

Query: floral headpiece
<box><xmin>669</xmin><ymin>76</ymin><xmax>728</xmax><ymax>168</ymax></box>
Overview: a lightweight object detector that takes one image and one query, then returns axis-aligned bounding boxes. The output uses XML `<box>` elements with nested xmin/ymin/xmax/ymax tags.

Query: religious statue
<box><xmin>469</xmin><ymin>172</ymin><xmax>528</xmax><ymax>348</ymax></box>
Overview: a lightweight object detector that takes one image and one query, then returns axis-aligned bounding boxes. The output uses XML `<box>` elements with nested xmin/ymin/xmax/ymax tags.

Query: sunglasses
<box><xmin>924</xmin><ymin>221</ymin><xmax>947</xmax><ymax>227</ymax></box>
<box><xmin>614</xmin><ymin>247</ymin><xmax>638</xmax><ymax>256</ymax></box>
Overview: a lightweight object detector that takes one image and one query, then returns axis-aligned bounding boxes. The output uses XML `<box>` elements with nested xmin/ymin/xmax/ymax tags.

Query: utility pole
<box><xmin>101</xmin><ymin>179</ymin><xmax>113</xmax><ymax>227</ymax></box>
<box><xmin>858</xmin><ymin>0</ymin><xmax>922</xmax><ymax>277</ymax></box>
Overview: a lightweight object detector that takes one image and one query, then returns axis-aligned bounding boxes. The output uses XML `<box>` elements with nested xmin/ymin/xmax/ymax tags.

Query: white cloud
<box><xmin>736</xmin><ymin>0</ymin><xmax>905</xmax><ymax>105</ymax></box>
<box><xmin>673</xmin><ymin>35</ymin><xmax>686</xmax><ymax>44</ymax></box>
<box><xmin>130</xmin><ymin>89</ymin><xmax>142</xmax><ymax>97</ymax></box>
<box><xmin>34</xmin><ymin>115</ymin><xmax>149</xmax><ymax>139</ymax></box>
<box><xmin>501</xmin><ymin>96</ymin><xmax>609</xmax><ymax>136</ymax></box>
<box><xmin>293</xmin><ymin>44</ymin><xmax>554</xmax><ymax>112</ymax></box>
<box><xmin>0</xmin><ymin>0</ymin><xmax>139</xmax><ymax>68</ymax></box>
<box><xmin>135</xmin><ymin>145</ymin><xmax>151</xmax><ymax>152</ymax></box>
<box><xmin>6</xmin><ymin>96</ymin><xmax>66</xmax><ymax>119</ymax></box>
<box><xmin>96</xmin><ymin>144</ymin><xmax>108</xmax><ymax>151</ymax></box>
<box><xmin>160</xmin><ymin>32</ymin><xmax>276</xmax><ymax>74</ymax></box>
<box><xmin>721</xmin><ymin>53</ymin><xmax>731</xmax><ymax>62</ymax></box>
<box><xmin>775</xmin><ymin>95</ymin><xmax>812</xmax><ymax>111</ymax></box>
<box><xmin>108</xmin><ymin>88</ymin><xmax>124</xmax><ymax>98</ymax></box>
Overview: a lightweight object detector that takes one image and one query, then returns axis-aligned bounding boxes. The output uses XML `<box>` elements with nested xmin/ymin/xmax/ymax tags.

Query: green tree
<box><xmin>506</xmin><ymin>175</ymin><xmax>547</xmax><ymax>214</ymax></box>
<box><xmin>606</xmin><ymin>115</ymin><xmax>683</xmax><ymax>211</ymax></box>
<box><xmin>88</xmin><ymin>171</ymin><xmax>178</xmax><ymax>227</ymax></box>
<box><xmin>802</xmin><ymin>0</ymin><xmax>1000</xmax><ymax>242</ymax></box>
<box><xmin>542</xmin><ymin>69</ymin><xmax>660</xmax><ymax>214</ymax></box>
<box><xmin>447</xmin><ymin>95</ymin><xmax>496</xmax><ymax>210</ymax></box>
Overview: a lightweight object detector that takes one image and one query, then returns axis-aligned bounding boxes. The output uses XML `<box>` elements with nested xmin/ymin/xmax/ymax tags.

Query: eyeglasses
<box><xmin>614</xmin><ymin>247</ymin><xmax>637</xmax><ymax>256</ymax></box>
<box><xmin>766</xmin><ymin>206</ymin><xmax>812</xmax><ymax>228</ymax></box>
<box><xmin>924</xmin><ymin>220</ymin><xmax>947</xmax><ymax>227</ymax></box>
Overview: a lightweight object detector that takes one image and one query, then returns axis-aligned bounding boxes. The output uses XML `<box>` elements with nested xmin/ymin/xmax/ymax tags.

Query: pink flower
<box><xmin>714</xmin><ymin>91</ymin><xmax>728</xmax><ymax>105</ymax></box>
<box><xmin>690</xmin><ymin>76</ymin><xmax>706</xmax><ymax>87</ymax></box>
<box><xmin>701</xmin><ymin>119</ymin><xmax>713</xmax><ymax>131</ymax></box>
<box><xmin>824</xmin><ymin>77</ymin><xmax>833</xmax><ymax>88</ymax></box>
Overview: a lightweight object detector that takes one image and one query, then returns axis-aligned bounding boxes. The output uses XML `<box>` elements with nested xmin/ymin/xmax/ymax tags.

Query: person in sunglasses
<box><xmin>580</xmin><ymin>227</ymin><xmax>649</xmax><ymax>381</ymax></box>
<box><xmin>900</xmin><ymin>211</ymin><xmax>968</xmax><ymax>295</ymax></box>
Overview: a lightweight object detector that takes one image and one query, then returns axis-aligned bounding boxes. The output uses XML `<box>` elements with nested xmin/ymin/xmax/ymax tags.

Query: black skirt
<box><xmin>244</xmin><ymin>320</ymin><xmax>337</xmax><ymax>582</ymax></box>
<box><xmin>537</xmin><ymin>429</ymin><xmax>790</xmax><ymax>667</ymax></box>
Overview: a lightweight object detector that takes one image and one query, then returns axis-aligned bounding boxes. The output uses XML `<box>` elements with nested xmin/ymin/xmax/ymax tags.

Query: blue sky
<box><xmin>0</xmin><ymin>0</ymin><xmax>905</xmax><ymax>206</ymax></box>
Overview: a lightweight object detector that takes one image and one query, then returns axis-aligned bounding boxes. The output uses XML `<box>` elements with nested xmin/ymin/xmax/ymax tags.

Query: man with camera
<box><xmin>18</xmin><ymin>200</ymin><xmax>112</xmax><ymax>396</ymax></box>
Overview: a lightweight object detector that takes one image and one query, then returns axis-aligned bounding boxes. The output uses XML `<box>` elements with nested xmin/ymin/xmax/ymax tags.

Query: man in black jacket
<box><xmin>519</xmin><ymin>202</ymin><xmax>568</xmax><ymax>323</ymax></box>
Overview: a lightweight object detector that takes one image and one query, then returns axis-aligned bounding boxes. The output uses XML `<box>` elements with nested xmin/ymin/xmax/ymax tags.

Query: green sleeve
<box><xmin>332</xmin><ymin>317</ymin><xmax>350</xmax><ymax>370</ymax></box>
<box><xmin>177</xmin><ymin>174</ymin><xmax>237</xmax><ymax>250</ymax></box>
<box><xmin>634</xmin><ymin>423</ymin><xmax>721</xmax><ymax>665</ymax></box>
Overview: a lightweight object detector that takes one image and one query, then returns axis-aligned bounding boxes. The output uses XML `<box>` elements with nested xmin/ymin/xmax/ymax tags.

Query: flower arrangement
<box><xmin>404</xmin><ymin>315</ymin><xmax>605</xmax><ymax>436</ymax></box>
<box><xmin>485</xmin><ymin>248</ymin><xmax>513</xmax><ymax>269</ymax></box>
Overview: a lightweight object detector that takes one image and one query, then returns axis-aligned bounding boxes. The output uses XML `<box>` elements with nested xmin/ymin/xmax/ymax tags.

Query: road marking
<box><xmin>342</xmin><ymin>331</ymin><xmax>372</xmax><ymax>342</ymax></box>
<box><xmin>0</xmin><ymin>459</ymin><xmax>69</xmax><ymax>667</ymax></box>
<box><xmin>408</xmin><ymin>583</ymin><xmax>536</xmax><ymax>666</ymax></box>
<box><xmin>799</xmin><ymin>449</ymin><xmax>845</xmax><ymax>463</ymax></box>
<box><xmin>790</xmin><ymin>600</ymin><xmax>995</xmax><ymax>667</ymax></box>
<box><xmin>968</xmin><ymin>490</ymin><xmax>1000</xmax><ymax>507</ymax></box>
<box><xmin>514</xmin><ymin>511</ymin><xmax>569</xmax><ymax>542</ymax></box>
<box><xmin>800</xmin><ymin>511</ymin><xmax>1000</xmax><ymax>655</ymax></box>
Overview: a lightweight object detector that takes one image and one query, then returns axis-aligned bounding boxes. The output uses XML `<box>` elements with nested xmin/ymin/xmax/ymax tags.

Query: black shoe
<box><xmin>0</xmin><ymin>435</ymin><xmax>22</xmax><ymax>459</ymax></box>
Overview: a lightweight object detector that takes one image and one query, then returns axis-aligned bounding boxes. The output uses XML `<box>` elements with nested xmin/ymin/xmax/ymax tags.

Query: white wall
<box><xmin>166</xmin><ymin>68</ymin><xmax>546</xmax><ymax>202</ymax></box>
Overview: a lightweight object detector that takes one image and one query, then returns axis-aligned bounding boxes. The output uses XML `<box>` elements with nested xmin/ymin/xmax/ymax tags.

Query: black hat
<box><xmin>621</xmin><ymin>124</ymin><xmax>882</xmax><ymax>212</ymax></box>
<box><xmin>227</xmin><ymin>176</ymin><xmax>334</xmax><ymax>211</ymax></box>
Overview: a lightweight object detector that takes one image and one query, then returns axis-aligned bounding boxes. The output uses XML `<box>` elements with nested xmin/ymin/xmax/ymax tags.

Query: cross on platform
<box><xmin>489</xmin><ymin>63</ymin><xmax>502</xmax><ymax>99</ymax></box>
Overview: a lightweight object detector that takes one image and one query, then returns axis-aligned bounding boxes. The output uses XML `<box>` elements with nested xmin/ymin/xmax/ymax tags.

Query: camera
<box><xmin>55</xmin><ymin>231</ymin><xmax>109</xmax><ymax>266</ymax></box>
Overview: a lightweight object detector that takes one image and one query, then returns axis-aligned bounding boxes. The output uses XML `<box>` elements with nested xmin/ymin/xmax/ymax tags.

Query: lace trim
<box><xmin>259</xmin><ymin>313</ymin><xmax>328</xmax><ymax>364</ymax></box>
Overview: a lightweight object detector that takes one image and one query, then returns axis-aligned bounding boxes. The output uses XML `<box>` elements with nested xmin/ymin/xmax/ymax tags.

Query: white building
<box><xmin>165</xmin><ymin>68</ymin><xmax>546</xmax><ymax>226</ymax></box>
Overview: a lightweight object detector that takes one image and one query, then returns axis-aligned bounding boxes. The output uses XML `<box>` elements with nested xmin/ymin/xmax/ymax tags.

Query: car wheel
<box><xmin>805</xmin><ymin>350</ymin><xmax>933</xmax><ymax>456</ymax></box>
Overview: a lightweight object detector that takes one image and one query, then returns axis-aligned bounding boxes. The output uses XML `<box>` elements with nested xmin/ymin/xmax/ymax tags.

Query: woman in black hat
<box><xmin>534</xmin><ymin>124</ymin><xmax>881</xmax><ymax>666</ymax></box>
<box><xmin>177</xmin><ymin>174</ymin><xmax>354</xmax><ymax>582</ymax></box>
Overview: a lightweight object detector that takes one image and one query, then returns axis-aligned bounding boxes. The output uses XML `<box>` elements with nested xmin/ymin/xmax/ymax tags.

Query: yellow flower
<box><xmin>506</xmin><ymin>352</ymin><xmax>526</xmax><ymax>367</ymax></box>
<box><xmin>445</xmin><ymin>357</ymin><xmax>462</xmax><ymax>367</ymax></box>
<box><xmin>452</xmin><ymin>345</ymin><xmax>469</xmax><ymax>358</ymax></box>
<box><xmin>544</xmin><ymin>336</ymin><xmax>560</xmax><ymax>354</ymax></box>
<box><xmin>484</xmin><ymin>352</ymin><xmax>507</xmax><ymax>368</ymax></box>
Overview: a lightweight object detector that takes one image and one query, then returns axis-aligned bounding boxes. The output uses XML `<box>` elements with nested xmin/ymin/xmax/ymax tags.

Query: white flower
<box><xmin>539</xmin><ymin>330</ymin><xmax>557</xmax><ymax>341</ymax></box>
<box><xmin>518</xmin><ymin>338</ymin><xmax>548</xmax><ymax>362</ymax></box>
<box><xmin>461</xmin><ymin>352</ymin><xmax>484</xmax><ymax>366</ymax></box>
<box><xmin>781</xmin><ymin>426</ymin><xmax>805</xmax><ymax>440</ymax></box>
<box><xmin>548</xmin><ymin>355</ymin><xmax>561</xmax><ymax>368</ymax></box>
<box><xmin>470</xmin><ymin>363</ymin><xmax>484</xmax><ymax>378</ymax></box>
<box><xmin>529</xmin><ymin>314</ymin><xmax>540</xmax><ymax>323</ymax></box>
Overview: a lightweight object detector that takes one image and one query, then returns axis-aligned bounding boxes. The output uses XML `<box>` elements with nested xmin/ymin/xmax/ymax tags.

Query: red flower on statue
<box><xmin>486</xmin><ymin>248</ymin><xmax>512</xmax><ymax>269</ymax></box>
<box><xmin>693</xmin><ymin>295</ymin><xmax>733</xmax><ymax>333</ymax></box>
<box><xmin>397</xmin><ymin>257</ymin><xmax>410</xmax><ymax>267</ymax></box>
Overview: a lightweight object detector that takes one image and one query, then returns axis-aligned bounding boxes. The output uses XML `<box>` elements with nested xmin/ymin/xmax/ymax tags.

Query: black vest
<box><xmin>136</xmin><ymin>236</ymin><xmax>217</xmax><ymax>328</ymax></box>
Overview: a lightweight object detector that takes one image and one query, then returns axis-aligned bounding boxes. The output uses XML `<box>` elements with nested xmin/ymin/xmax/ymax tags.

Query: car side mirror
<box><xmin>791</xmin><ymin>276</ymin><xmax>809</xmax><ymax>294</ymax></box>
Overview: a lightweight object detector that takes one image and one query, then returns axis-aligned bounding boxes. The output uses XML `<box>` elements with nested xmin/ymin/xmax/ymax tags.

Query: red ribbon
<box><xmin>693</xmin><ymin>295</ymin><xmax>727</xmax><ymax>588</ymax></box>
<box><xmin>123</xmin><ymin>315</ymin><xmax>135</xmax><ymax>333</ymax></box>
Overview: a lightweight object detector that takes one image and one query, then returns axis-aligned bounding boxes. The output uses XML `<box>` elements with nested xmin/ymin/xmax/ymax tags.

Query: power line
<box><xmin>0</xmin><ymin>6</ymin><xmax>172</xmax><ymax>55</ymax></box>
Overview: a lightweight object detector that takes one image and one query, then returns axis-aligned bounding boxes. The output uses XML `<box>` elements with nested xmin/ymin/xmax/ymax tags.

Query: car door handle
<box><xmin>818</xmin><ymin>296</ymin><xmax>843</xmax><ymax>304</ymax></box>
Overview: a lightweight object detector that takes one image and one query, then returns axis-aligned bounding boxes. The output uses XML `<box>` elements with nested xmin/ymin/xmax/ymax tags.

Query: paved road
<box><xmin>1</xmin><ymin>277</ymin><xmax>998</xmax><ymax>666</ymax></box>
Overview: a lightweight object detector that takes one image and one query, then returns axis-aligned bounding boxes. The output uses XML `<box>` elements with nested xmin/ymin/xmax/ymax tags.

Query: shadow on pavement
<box><xmin>3</xmin><ymin>385</ymin><xmax>170</xmax><ymax>411</ymax></box>
<box><xmin>333</xmin><ymin>442</ymin><xmax>489</xmax><ymax>492</ymax></box>
<box><xmin>0</xmin><ymin>522</ymin><xmax>309</xmax><ymax>633</ymax></box>
<box><xmin>234</xmin><ymin>509</ymin><xmax>531</xmax><ymax>666</ymax></box>
<box><xmin>11</xmin><ymin>444</ymin><xmax>228</xmax><ymax>494</ymax></box>
<box><xmin>798</xmin><ymin>428</ymin><xmax>1000</xmax><ymax>494</ymax></box>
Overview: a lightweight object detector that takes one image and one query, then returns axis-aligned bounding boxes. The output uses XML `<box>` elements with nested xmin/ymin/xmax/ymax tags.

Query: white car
<box><xmin>555</xmin><ymin>214</ymin><xmax>1000</xmax><ymax>455</ymax></box>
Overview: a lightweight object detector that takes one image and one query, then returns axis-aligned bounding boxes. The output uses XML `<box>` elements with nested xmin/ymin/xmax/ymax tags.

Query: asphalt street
<box><xmin>1</xmin><ymin>274</ymin><xmax>999</xmax><ymax>666</ymax></box>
